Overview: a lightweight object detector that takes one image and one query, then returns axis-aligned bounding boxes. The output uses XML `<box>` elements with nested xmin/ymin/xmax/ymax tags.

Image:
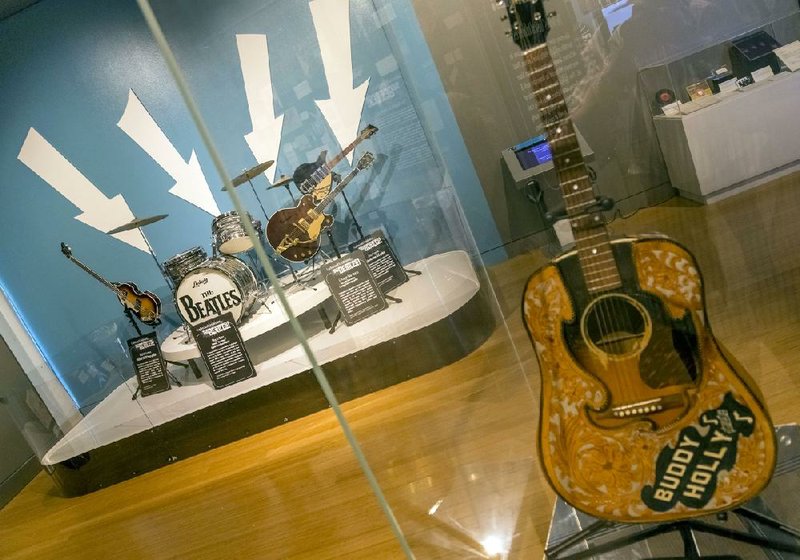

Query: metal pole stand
<box><xmin>138</xmin><ymin>226</ymin><xmax>174</xmax><ymax>291</ymax></box>
<box><xmin>325</xmin><ymin>229</ymin><xmax>342</xmax><ymax>259</ymax></box>
<box><xmin>339</xmin><ymin>190</ymin><xmax>365</xmax><ymax>242</ymax></box>
<box><xmin>545</xmin><ymin>507</ymin><xmax>800</xmax><ymax>560</ymax></box>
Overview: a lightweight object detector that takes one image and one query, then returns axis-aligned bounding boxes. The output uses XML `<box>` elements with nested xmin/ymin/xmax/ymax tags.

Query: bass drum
<box><xmin>175</xmin><ymin>256</ymin><xmax>258</xmax><ymax>326</ymax></box>
<box><xmin>212</xmin><ymin>211</ymin><xmax>262</xmax><ymax>255</ymax></box>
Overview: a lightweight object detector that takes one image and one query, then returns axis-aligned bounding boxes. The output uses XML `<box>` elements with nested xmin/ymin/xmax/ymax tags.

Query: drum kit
<box><xmin>113</xmin><ymin>160</ymin><xmax>303</xmax><ymax>330</ymax></box>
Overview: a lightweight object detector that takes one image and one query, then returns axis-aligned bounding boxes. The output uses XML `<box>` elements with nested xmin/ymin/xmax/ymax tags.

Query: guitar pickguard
<box><xmin>523</xmin><ymin>237</ymin><xmax>776</xmax><ymax>522</ymax></box>
<box><xmin>558</xmin><ymin>242</ymin><xmax>700</xmax><ymax>430</ymax></box>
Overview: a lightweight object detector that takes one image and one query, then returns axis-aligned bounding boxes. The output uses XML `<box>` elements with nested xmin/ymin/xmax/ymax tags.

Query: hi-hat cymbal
<box><xmin>225</xmin><ymin>160</ymin><xmax>275</xmax><ymax>189</ymax></box>
<box><xmin>268</xmin><ymin>175</ymin><xmax>293</xmax><ymax>189</ymax></box>
<box><xmin>107</xmin><ymin>214</ymin><xmax>168</xmax><ymax>234</ymax></box>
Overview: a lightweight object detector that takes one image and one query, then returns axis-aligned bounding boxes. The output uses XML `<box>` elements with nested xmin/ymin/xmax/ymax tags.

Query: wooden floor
<box><xmin>2</xmin><ymin>172</ymin><xmax>799</xmax><ymax>559</ymax></box>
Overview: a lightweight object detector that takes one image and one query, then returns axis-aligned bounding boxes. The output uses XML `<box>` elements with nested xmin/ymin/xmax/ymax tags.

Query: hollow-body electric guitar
<box><xmin>267</xmin><ymin>152</ymin><xmax>375</xmax><ymax>262</ymax></box>
<box><xmin>292</xmin><ymin>124</ymin><xmax>378</xmax><ymax>199</ymax></box>
<box><xmin>507</xmin><ymin>1</ymin><xmax>776</xmax><ymax>522</ymax></box>
<box><xmin>61</xmin><ymin>242</ymin><xmax>161</xmax><ymax>325</ymax></box>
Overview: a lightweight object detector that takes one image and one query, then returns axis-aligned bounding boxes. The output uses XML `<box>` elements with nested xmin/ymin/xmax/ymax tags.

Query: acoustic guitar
<box><xmin>61</xmin><ymin>242</ymin><xmax>161</xmax><ymax>325</ymax></box>
<box><xmin>507</xmin><ymin>1</ymin><xmax>776</xmax><ymax>522</ymax></box>
<box><xmin>267</xmin><ymin>152</ymin><xmax>374</xmax><ymax>262</ymax></box>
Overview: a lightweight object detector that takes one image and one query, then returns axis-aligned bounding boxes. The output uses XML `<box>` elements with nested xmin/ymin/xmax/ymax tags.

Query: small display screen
<box><xmin>514</xmin><ymin>134</ymin><xmax>553</xmax><ymax>170</ymax></box>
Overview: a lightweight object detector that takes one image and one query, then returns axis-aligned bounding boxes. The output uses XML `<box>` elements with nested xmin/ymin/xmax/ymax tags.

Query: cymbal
<box><xmin>227</xmin><ymin>160</ymin><xmax>275</xmax><ymax>189</ymax></box>
<box><xmin>107</xmin><ymin>214</ymin><xmax>168</xmax><ymax>234</ymax></box>
<box><xmin>268</xmin><ymin>175</ymin><xmax>293</xmax><ymax>189</ymax></box>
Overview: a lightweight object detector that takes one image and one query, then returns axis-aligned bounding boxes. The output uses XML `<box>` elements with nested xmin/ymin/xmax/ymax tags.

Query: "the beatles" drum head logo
<box><xmin>176</xmin><ymin>268</ymin><xmax>244</xmax><ymax>325</ymax></box>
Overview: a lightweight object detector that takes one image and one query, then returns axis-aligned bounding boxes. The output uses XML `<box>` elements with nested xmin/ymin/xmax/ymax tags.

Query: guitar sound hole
<box><xmin>582</xmin><ymin>294</ymin><xmax>651</xmax><ymax>356</ymax></box>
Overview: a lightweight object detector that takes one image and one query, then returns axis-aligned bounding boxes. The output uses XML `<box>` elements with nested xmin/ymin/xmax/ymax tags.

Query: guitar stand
<box><xmin>285</xmin><ymin>264</ymin><xmax>318</xmax><ymax>293</ymax></box>
<box><xmin>165</xmin><ymin>359</ymin><xmax>202</xmax><ymax>380</ymax></box>
<box><xmin>124</xmin><ymin>307</ymin><xmax>145</xmax><ymax>337</ymax></box>
<box><xmin>545</xmin><ymin>507</ymin><xmax>800</xmax><ymax>560</ymax></box>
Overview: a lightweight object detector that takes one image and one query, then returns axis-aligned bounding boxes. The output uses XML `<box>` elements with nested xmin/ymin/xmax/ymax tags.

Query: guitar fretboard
<box><xmin>68</xmin><ymin>256</ymin><xmax>121</xmax><ymax>296</ymax></box>
<box><xmin>300</xmin><ymin>133</ymin><xmax>369</xmax><ymax>193</ymax></box>
<box><xmin>523</xmin><ymin>44</ymin><xmax>621</xmax><ymax>293</ymax></box>
<box><xmin>313</xmin><ymin>158</ymin><xmax>370</xmax><ymax>214</ymax></box>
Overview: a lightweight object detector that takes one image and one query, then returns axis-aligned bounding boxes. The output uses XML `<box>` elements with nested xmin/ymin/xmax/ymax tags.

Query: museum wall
<box><xmin>0</xmin><ymin>0</ymin><xmax>500</xmax><ymax>411</ymax></box>
<box><xmin>410</xmin><ymin>0</ymin><xmax>800</xmax><ymax>250</ymax></box>
<box><xmin>0</xmin><ymin>337</ymin><xmax>39</xmax><ymax>509</ymax></box>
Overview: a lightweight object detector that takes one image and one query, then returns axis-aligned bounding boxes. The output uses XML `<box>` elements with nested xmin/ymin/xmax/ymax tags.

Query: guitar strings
<box><xmin>515</xmin><ymin>2</ymin><xmax>631</xmax><ymax>405</ymax></box>
<box><xmin>519</xmin><ymin>1</ymin><xmax>696</xmax><ymax>421</ymax></box>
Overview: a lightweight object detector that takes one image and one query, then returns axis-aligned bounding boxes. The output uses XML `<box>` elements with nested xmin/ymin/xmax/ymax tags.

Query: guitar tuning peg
<box><xmin>500</xmin><ymin>14</ymin><xmax>508</xmax><ymax>21</ymax></box>
<box><xmin>548</xmin><ymin>11</ymin><xmax>558</xmax><ymax>17</ymax></box>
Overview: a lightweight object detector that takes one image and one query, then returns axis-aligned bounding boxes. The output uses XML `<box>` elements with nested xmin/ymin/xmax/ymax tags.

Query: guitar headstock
<box><xmin>60</xmin><ymin>242</ymin><xmax>72</xmax><ymax>259</ymax></box>
<box><xmin>499</xmin><ymin>0</ymin><xmax>550</xmax><ymax>50</ymax></box>
<box><xmin>360</xmin><ymin>124</ymin><xmax>378</xmax><ymax>139</ymax></box>
<box><xmin>357</xmin><ymin>151</ymin><xmax>375</xmax><ymax>170</ymax></box>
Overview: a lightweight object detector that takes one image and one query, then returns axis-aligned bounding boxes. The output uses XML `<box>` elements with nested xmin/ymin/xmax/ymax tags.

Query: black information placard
<box><xmin>191</xmin><ymin>313</ymin><xmax>256</xmax><ymax>390</ymax></box>
<box><xmin>323</xmin><ymin>250</ymin><xmax>388</xmax><ymax>326</ymax></box>
<box><xmin>349</xmin><ymin>231</ymin><xmax>408</xmax><ymax>294</ymax></box>
<box><xmin>127</xmin><ymin>332</ymin><xmax>171</xmax><ymax>397</ymax></box>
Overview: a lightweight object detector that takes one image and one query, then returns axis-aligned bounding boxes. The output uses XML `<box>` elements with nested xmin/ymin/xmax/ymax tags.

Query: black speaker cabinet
<box><xmin>730</xmin><ymin>30</ymin><xmax>782</xmax><ymax>78</ymax></box>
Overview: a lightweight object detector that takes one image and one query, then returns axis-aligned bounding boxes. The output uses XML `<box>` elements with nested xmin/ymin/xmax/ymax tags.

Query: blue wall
<box><xmin>0</xmin><ymin>0</ymin><xmax>501</xmax><ymax>410</ymax></box>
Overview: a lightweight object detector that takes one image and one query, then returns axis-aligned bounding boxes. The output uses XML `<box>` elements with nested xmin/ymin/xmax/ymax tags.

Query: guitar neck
<box><xmin>314</xmin><ymin>165</ymin><xmax>363</xmax><ymax>213</ymax></box>
<box><xmin>326</xmin><ymin>137</ymin><xmax>361</xmax><ymax>170</ymax></box>
<box><xmin>302</xmin><ymin>135</ymin><xmax>366</xmax><ymax>191</ymax></box>
<box><xmin>523</xmin><ymin>43</ymin><xmax>621</xmax><ymax>292</ymax></box>
<box><xmin>67</xmin><ymin>256</ymin><xmax>120</xmax><ymax>295</ymax></box>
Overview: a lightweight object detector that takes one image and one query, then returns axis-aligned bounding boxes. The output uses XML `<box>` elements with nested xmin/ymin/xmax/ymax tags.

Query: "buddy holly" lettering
<box><xmin>641</xmin><ymin>393</ymin><xmax>757</xmax><ymax>512</ymax></box>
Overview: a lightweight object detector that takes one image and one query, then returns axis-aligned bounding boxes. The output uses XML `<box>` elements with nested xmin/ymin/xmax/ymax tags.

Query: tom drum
<box><xmin>212</xmin><ymin>211</ymin><xmax>262</xmax><ymax>255</ymax></box>
<box><xmin>163</xmin><ymin>246</ymin><xmax>207</xmax><ymax>288</ymax></box>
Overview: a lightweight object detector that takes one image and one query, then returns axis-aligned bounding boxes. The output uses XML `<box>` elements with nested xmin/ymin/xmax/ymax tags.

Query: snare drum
<box><xmin>174</xmin><ymin>256</ymin><xmax>258</xmax><ymax>326</ymax></box>
<box><xmin>212</xmin><ymin>211</ymin><xmax>262</xmax><ymax>255</ymax></box>
<box><xmin>163</xmin><ymin>246</ymin><xmax>207</xmax><ymax>287</ymax></box>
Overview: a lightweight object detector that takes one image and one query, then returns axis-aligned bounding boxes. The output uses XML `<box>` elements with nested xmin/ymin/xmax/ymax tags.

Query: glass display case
<box><xmin>637</xmin><ymin>12</ymin><xmax>800</xmax><ymax>203</ymax></box>
<box><xmin>638</xmin><ymin>12</ymin><xmax>800</xmax><ymax>113</ymax></box>
<box><xmin>1</xmin><ymin>1</ymin><xmax>799</xmax><ymax>559</ymax></box>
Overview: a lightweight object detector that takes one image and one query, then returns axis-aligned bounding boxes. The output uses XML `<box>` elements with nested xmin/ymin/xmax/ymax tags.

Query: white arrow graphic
<box><xmin>17</xmin><ymin>128</ymin><xmax>149</xmax><ymax>253</ymax></box>
<box><xmin>117</xmin><ymin>90</ymin><xmax>220</xmax><ymax>215</ymax></box>
<box><xmin>237</xmin><ymin>34</ymin><xmax>284</xmax><ymax>183</ymax></box>
<box><xmin>310</xmin><ymin>0</ymin><xmax>370</xmax><ymax>164</ymax></box>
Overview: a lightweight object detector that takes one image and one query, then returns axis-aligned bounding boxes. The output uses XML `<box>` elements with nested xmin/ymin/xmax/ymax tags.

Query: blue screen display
<box><xmin>514</xmin><ymin>134</ymin><xmax>553</xmax><ymax>170</ymax></box>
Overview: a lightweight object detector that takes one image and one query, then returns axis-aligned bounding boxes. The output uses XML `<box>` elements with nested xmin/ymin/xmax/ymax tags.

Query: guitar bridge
<box><xmin>610</xmin><ymin>398</ymin><xmax>668</xmax><ymax>418</ymax></box>
<box><xmin>605</xmin><ymin>392</ymin><xmax>689</xmax><ymax>419</ymax></box>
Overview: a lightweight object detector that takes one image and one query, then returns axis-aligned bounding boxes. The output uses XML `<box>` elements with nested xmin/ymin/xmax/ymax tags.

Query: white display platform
<box><xmin>653</xmin><ymin>70</ymin><xmax>800</xmax><ymax>203</ymax></box>
<box><xmin>42</xmin><ymin>250</ymin><xmax>480</xmax><ymax>465</ymax></box>
<box><xmin>161</xmin><ymin>272</ymin><xmax>332</xmax><ymax>361</ymax></box>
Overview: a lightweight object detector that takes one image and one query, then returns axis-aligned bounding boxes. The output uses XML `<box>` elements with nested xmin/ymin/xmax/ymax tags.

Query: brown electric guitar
<box><xmin>267</xmin><ymin>152</ymin><xmax>374</xmax><ymax>262</ymax></box>
<box><xmin>61</xmin><ymin>242</ymin><xmax>161</xmax><ymax>325</ymax></box>
<box><xmin>508</xmin><ymin>1</ymin><xmax>776</xmax><ymax>522</ymax></box>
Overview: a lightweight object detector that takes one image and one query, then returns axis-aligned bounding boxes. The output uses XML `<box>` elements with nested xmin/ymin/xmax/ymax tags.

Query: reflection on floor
<box><xmin>1</xmin><ymin>171</ymin><xmax>799</xmax><ymax>559</ymax></box>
